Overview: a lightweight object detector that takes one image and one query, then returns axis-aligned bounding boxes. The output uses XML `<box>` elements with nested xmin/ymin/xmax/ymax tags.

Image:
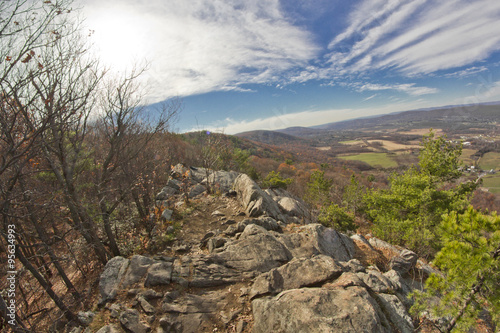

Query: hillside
<box><xmin>277</xmin><ymin>103</ymin><xmax>500</xmax><ymax>136</ymax></box>
<box><xmin>235</xmin><ymin>130</ymin><xmax>307</xmax><ymax>145</ymax></box>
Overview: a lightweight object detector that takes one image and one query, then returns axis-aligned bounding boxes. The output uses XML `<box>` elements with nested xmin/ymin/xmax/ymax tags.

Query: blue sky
<box><xmin>81</xmin><ymin>0</ymin><xmax>500</xmax><ymax>133</ymax></box>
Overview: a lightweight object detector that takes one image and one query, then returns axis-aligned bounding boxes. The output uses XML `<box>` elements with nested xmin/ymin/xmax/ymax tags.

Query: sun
<box><xmin>85</xmin><ymin>8</ymin><xmax>150</xmax><ymax>72</ymax></box>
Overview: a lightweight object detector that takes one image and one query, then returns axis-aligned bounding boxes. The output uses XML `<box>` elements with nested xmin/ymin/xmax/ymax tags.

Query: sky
<box><xmin>80</xmin><ymin>0</ymin><xmax>500</xmax><ymax>134</ymax></box>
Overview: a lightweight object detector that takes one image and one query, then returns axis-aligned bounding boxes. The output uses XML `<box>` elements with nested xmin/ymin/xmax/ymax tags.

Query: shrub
<box><xmin>318</xmin><ymin>204</ymin><xmax>357</xmax><ymax>233</ymax></box>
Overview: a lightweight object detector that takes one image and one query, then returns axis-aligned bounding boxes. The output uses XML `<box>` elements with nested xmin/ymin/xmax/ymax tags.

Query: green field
<box><xmin>338</xmin><ymin>152</ymin><xmax>398</xmax><ymax>168</ymax></box>
<box><xmin>460</xmin><ymin>148</ymin><xmax>478</xmax><ymax>165</ymax></box>
<box><xmin>479</xmin><ymin>152</ymin><xmax>500</xmax><ymax>171</ymax></box>
<box><xmin>482</xmin><ymin>174</ymin><xmax>500</xmax><ymax>194</ymax></box>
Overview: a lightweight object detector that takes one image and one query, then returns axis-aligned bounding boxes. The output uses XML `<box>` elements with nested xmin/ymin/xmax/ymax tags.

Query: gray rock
<box><xmin>138</xmin><ymin>289</ymin><xmax>163</xmax><ymax>300</ymax></box>
<box><xmin>171</xmin><ymin>255</ymin><xmax>243</xmax><ymax>287</ymax></box>
<box><xmin>390</xmin><ymin>249</ymin><xmax>418</xmax><ymax>275</ymax></box>
<box><xmin>368</xmin><ymin>237</ymin><xmax>402</xmax><ymax>254</ymax></box>
<box><xmin>161</xmin><ymin>209</ymin><xmax>173</xmax><ymax>221</ymax></box>
<box><xmin>207</xmin><ymin>237</ymin><xmax>227</xmax><ymax>253</ymax></box>
<box><xmin>206</xmin><ymin>170</ymin><xmax>240</xmax><ymax>192</ymax></box>
<box><xmin>343</xmin><ymin>258</ymin><xmax>366</xmax><ymax>273</ymax></box>
<box><xmin>96</xmin><ymin>325</ymin><xmax>121</xmax><ymax>333</ymax></box>
<box><xmin>144</xmin><ymin>262</ymin><xmax>173</xmax><ymax>287</ymax></box>
<box><xmin>276</xmin><ymin>224</ymin><xmax>355</xmax><ymax>261</ymax></box>
<box><xmin>161</xmin><ymin>290</ymin><xmax>228</xmax><ymax>333</ymax></box>
<box><xmin>119</xmin><ymin>308</ymin><xmax>150</xmax><ymax>333</ymax></box>
<box><xmin>219</xmin><ymin>224</ymin><xmax>292</xmax><ymax>274</ymax></box>
<box><xmin>122</xmin><ymin>255</ymin><xmax>156</xmax><ymax>287</ymax></box>
<box><xmin>156</xmin><ymin>186</ymin><xmax>179</xmax><ymax>200</ymax></box>
<box><xmin>233</xmin><ymin>174</ymin><xmax>285</xmax><ymax>221</ymax></box>
<box><xmin>265</xmin><ymin>188</ymin><xmax>312</xmax><ymax>223</ymax></box>
<box><xmin>250</xmin><ymin>255</ymin><xmax>343</xmax><ymax>298</ymax></box>
<box><xmin>99</xmin><ymin>256</ymin><xmax>130</xmax><ymax>305</ymax></box>
<box><xmin>252</xmin><ymin>286</ymin><xmax>391</xmax><ymax>333</ymax></box>
<box><xmin>138</xmin><ymin>296</ymin><xmax>156</xmax><ymax>315</ymax></box>
<box><xmin>188</xmin><ymin>184</ymin><xmax>206</xmax><ymax>198</ymax></box>
<box><xmin>377</xmin><ymin>293</ymin><xmax>414</xmax><ymax>333</ymax></box>
<box><xmin>77</xmin><ymin>311</ymin><xmax>95</xmax><ymax>326</ymax></box>
<box><xmin>356</xmin><ymin>269</ymin><xmax>395</xmax><ymax>293</ymax></box>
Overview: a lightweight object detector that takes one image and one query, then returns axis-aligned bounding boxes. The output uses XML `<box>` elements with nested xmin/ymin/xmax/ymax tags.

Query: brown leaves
<box><xmin>21</xmin><ymin>51</ymin><xmax>35</xmax><ymax>63</ymax></box>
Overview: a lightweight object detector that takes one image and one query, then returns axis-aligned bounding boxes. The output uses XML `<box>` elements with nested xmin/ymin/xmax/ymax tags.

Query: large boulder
<box><xmin>250</xmin><ymin>255</ymin><xmax>343</xmax><ymax>298</ymax></box>
<box><xmin>219</xmin><ymin>224</ymin><xmax>292</xmax><ymax>275</ymax></box>
<box><xmin>276</xmin><ymin>224</ymin><xmax>355</xmax><ymax>261</ymax></box>
<box><xmin>205</xmin><ymin>170</ymin><xmax>240</xmax><ymax>192</ymax></box>
<box><xmin>265</xmin><ymin>188</ymin><xmax>312</xmax><ymax>224</ymax></box>
<box><xmin>98</xmin><ymin>256</ymin><xmax>129</xmax><ymax>305</ymax></box>
<box><xmin>122</xmin><ymin>255</ymin><xmax>156</xmax><ymax>287</ymax></box>
<box><xmin>252</xmin><ymin>286</ymin><xmax>391</xmax><ymax>333</ymax></box>
<box><xmin>233</xmin><ymin>174</ymin><xmax>285</xmax><ymax>221</ymax></box>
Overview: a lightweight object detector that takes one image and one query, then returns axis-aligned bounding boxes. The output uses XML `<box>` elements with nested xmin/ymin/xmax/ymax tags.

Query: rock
<box><xmin>276</xmin><ymin>224</ymin><xmax>355</xmax><ymax>261</ymax></box>
<box><xmin>233</xmin><ymin>174</ymin><xmax>285</xmax><ymax>221</ymax></box>
<box><xmin>250</xmin><ymin>255</ymin><xmax>343</xmax><ymax>298</ymax></box>
<box><xmin>138</xmin><ymin>296</ymin><xmax>156</xmax><ymax>315</ymax></box>
<box><xmin>166</xmin><ymin>226</ymin><xmax>175</xmax><ymax>234</ymax></box>
<box><xmin>219</xmin><ymin>224</ymin><xmax>292</xmax><ymax>274</ymax></box>
<box><xmin>343</xmin><ymin>258</ymin><xmax>366</xmax><ymax>273</ymax></box>
<box><xmin>207</xmin><ymin>237</ymin><xmax>227</xmax><ymax>253</ymax></box>
<box><xmin>236</xmin><ymin>320</ymin><xmax>247</xmax><ymax>333</ymax></box>
<box><xmin>377</xmin><ymin>293</ymin><xmax>414</xmax><ymax>333</ymax></box>
<box><xmin>265</xmin><ymin>188</ymin><xmax>312</xmax><ymax>223</ymax></box>
<box><xmin>77</xmin><ymin>311</ymin><xmax>95</xmax><ymax>326</ymax></box>
<box><xmin>206</xmin><ymin>170</ymin><xmax>240</xmax><ymax>192</ymax></box>
<box><xmin>356</xmin><ymin>269</ymin><xmax>395</xmax><ymax>293</ymax></box>
<box><xmin>242</xmin><ymin>217</ymin><xmax>281</xmax><ymax>232</ymax></box>
<box><xmin>171</xmin><ymin>163</ymin><xmax>191</xmax><ymax>179</ymax></box>
<box><xmin>252</xmin><ymin>286</ymin><xmax>390</xmax><ymax>333</ymax></box>
<box><xmin>108</xmin><ymin>304</ymin><xmax>121</xmax><ymax>318</ymax></box>
<box><xmin>138</xmin><ymin>289</ymin><xmax>163</xmax><ymax>300</ymax></box>
<box><xmin>120</xmin><ymin>308</ymin><xmax>150</xmax><ymax>333</ymax></box>
<box><xmin>368</xmin><ymin>237</ymin><xmax>401</xmax><ymax>255</ymax></box>
<box><xmin>351</xmin><ymin>234</ymin><xmax>375</xmax><ymax>250</ymax></box>
<box><xmin>122</xmin><ymin>255</ymin><xmax>156</xmax><ymax>287</ymax></box>
<box><xmin>188</xmin><ymin>184</ymin><xmax>206</xmax><ymax>198</ymax></box>
<box><xmin>161</xmin><ymin>209</ymin><xmax>173</xmax><ymax>221</ymax></box>
<box><xmin>171</xmin><ymin>255</ymin><xmax>243</xmax><ymax>287</ymax></box>
<box><xmin>173</xmin><ymin>243</ymin><xmax>191</xmax><ymax>253</ymax></box>
<box><xmin>144</xmin><ymin>261</ymin><xmax>173</xmax><ymax>287</ymax></box>
<box><xmin>99</xmin><ymin>256</ymin><xmax>130</xmax><ymax>305</ymax></box>
<box><xmin>161</xmin><ymin>290</ymin><xmax>228</xmax><ymax>333</ymax></box>
<box><xmin>96</xmin><ymin>325</ymin><xmax>121</xmax><ymax>333</ymax></box>
<box><xmin>211</xmin><ymin>210</ymin><xmax>225</xmax><ymax>216</ymax></box>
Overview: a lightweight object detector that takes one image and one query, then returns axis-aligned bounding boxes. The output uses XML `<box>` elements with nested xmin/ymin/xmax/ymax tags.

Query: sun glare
<box><xmin>86</xmin><ymin>9</ymin><xmax>150</xmax><ymax>72</ymax></box>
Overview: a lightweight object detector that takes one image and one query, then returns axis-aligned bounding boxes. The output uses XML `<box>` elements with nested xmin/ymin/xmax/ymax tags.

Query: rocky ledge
<box><xmin>73</xmin><ymin>166</ymin><xmax>435</xmax><ymax>333</ymax></box>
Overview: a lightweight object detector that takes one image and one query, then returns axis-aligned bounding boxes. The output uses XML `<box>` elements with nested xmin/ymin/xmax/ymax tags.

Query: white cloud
<box><xmin>82</xmin><ymin>0</ymin><xmax>319</xmax><ymax>102</ymax></box>
<box><xmin>328</xmin><ymin>0</ymin><xmax>500</xmax><ymax>76</ymax></box>
<box><xmin>201</xmin><ymin>99</ymin><xmax>436</xmax><ymax>134</ymax></box>
<box><xmin>356</xmin><ymin>83</ymin><xmax>438</xmax><ymax>96</ymax></box>
<box><xmin>443</xmin><ymin>66</ymin><xmax>488</xmax><ymax>79</ymax></box>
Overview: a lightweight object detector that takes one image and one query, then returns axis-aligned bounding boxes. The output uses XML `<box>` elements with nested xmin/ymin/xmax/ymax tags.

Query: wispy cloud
<box><xmin>82</xmin><ymin>0</ymin><xmax>319</xmax><ymax>102</ymax></box>
<box><xmin>201</xmin><ymin>99</ymin><xmax>436</xmax><ymax>134</ymax></box>
<box><xmin>443</xmin><ymin>66</ymin><xmax>488</xmax><ymax>79</ymax></box>
<box><xmin>328</xmin><ymin>0</ymin><xmax>500</xmax><ymax>76</ymax></box>
<box><xmin>355</xmin><ymin>83</ymin><xmax>438</xmax><ymax>96</ymax></box>
<box><xmin>362</xmin><ymin>94</ymin><xmax>377</xmax><ymax>102</ymax></box>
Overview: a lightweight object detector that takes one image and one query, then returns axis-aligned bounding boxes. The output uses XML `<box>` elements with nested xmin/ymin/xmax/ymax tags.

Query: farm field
<box><xmin>460</xmin><ymin>148</ymin><xmax>478</xmax><ymax>165</ymax></box>
<box><xmin>338</xmin><ymin>152</ymin><xmax>398</xmax><ymax>168</ymax></box>
<box><xmin>482</xmin><ymin>174</ymin><xmax>500</xmax><ymax>194</ymax></box>
<box><xmin>479</xmin><ymin>152</ymin><xmax>500</xmax><ymax>171</ymax></box>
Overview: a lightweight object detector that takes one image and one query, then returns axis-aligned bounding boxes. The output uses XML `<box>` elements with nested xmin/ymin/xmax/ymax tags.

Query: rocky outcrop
<box><xmin>252</xmin><ymin>286</ymin><xmax>391</xmax><ymax>333</ymax></box>
<box><xmin>233</xmin><ymin>174</ymin><xmax>285</xmax><ymax>221</ymax></box>
<box><xmin>87</xmin><ymin>167</ymin><xmax>441</xmax><ymax>333</ymax></box>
